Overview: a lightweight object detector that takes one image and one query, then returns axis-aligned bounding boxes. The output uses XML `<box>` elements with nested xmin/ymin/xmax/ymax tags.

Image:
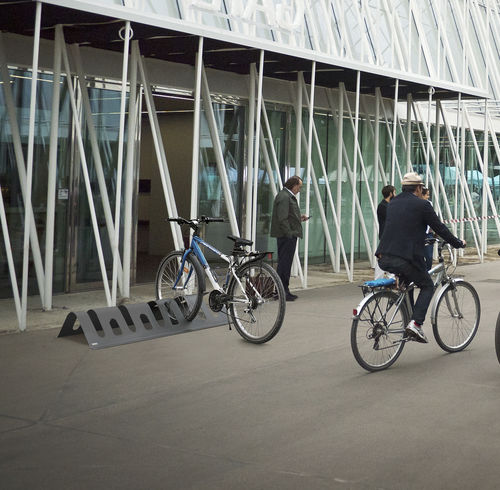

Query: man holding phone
<box><xmin>270</xmin><ymin>175</ymin><xmax>309</xmax><ymax>301</ymax></box>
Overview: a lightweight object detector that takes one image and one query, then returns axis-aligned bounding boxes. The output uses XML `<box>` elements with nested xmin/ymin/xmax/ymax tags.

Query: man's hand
<box><xmin>301</xmin><ymin>214</ymin><xmax>310</xmax><ymax>221</ymax></box>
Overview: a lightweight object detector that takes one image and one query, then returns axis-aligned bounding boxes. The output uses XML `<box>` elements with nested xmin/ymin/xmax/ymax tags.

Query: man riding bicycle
<box><xmin>375</xmin><ymin>172</ymin><xmax>466</xmax><ymax>343</ymax></box>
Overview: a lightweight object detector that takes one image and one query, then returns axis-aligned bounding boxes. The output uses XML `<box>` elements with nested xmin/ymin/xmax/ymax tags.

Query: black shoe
<box><xmin>288</xmin><ymin>293</ymin><xmax>298</xmax><ymax>300</ymax></box>
<box><xmin>285</xmin><ymin>294</ymin><xmax>296</xmax><ymax>302</ymax></box>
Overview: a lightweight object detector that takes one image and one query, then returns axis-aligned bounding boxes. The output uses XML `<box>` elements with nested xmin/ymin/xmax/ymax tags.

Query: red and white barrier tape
<box><xmin>443</xmin><ymin>214</ymin><xmax>500</xmax><ymax>224</ymax></box>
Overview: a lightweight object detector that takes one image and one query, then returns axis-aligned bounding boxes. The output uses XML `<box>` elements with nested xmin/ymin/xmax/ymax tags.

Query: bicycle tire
<box><xmin>351</xmin><ymin>290</ymin><xmax>409</xmax><ymax>372</ymax></box>
<box><xmin>495</xmin><ymin>313</ymin><xmax>500</xmax><ymax>364</ymax></box>
<box><xmin>432</xmin><ymin>279</ymin><xmax>480</xmax><ymax>352</ymax></box>
<box><xmin>155</xmin><ymin>251</ymin><xmax>205</xmax><ymax>321</ymax></box>
<box><xmin>227</xmin><ymin>262</ymin><xmax>285</xmax><ymax>344</ymax></box>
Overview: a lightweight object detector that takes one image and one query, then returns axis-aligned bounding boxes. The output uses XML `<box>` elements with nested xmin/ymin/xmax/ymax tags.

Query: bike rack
<box><xmin>58</xmin><ymin>298</ymin><xmax>227</xmax><ymax>349</ymax></box>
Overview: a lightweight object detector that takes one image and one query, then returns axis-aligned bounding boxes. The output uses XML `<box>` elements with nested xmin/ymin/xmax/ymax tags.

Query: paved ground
<box><xmin>1</xmin><ymin>257</ymin><xmax>500</xmax><ymax>489</ymax></box>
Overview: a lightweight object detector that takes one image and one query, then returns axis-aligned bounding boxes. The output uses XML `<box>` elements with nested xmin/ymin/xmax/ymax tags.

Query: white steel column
<box><xmin>434</xmin><ymin>100</ymin><xmax>441</xmax><ymax>219</ymax></box>
<box><xmin>373</xmin><ymin>88</ymin><xmax>380</xmax><ymax>254</ymax></box>
<box><xmin>123</xmin><ymin>40</ymin><xmax>139</xmax><ymax>299</ymax></box>
<box><xmin>350</xmin><ymin>72</ymin><xmax>361</xmax><ymax>276</ymax></box>
<box><xmin>20</xmin><ymin>1</ymin><xmax>42</xmax><ymax>330</ymax></box>
<box><xmin>60</xmin><ymin>30</ymin><xmax>112</xmax><ymax>305</ymax></box>
<box><xmin>191</xmin><ymin>37</ymin><xmax>203</xmax><ymax>221</ymax></box>
<box><xmin>336</xmin><ymin>84</ymin><xmax>344</xmax><ymax>273</ymax></box>
<box><xmin>111</xmin><ymin>21</ymin><xmax>132</xmax><ymax>305</ymax></box>
<box><xmin>482</xmin><ymin>99</ymin><xmax>488</xmax><ymax>254</ymax></box>
<box><xmin>136</xmin><ymin>49</ymin><xmax>182</xmax><ymax>248</ymax></box>
<box><xmin>44</xmin><ymin>25</ymin><xmax>62</xmax><ymax>311</ymax></box>
<box><xmin>251</xmin><ymin>50</ymin><xmax>265</xmax><ymax>248</ymax></box>
<box><xmin>295</xmin><ymin>73</ymin><xmax>303</xmax><ymax>178</ymax></box>
<box><xmin>406</xmin><ymin>94</ymin><xmax>412</xmax><ymax>173</ymax></box>
<box><xmin>245</xmin><ymin>64</ymin><xmax>256</xmax><ymax>240</ymax></box>
<box><xmin>201</xmin><ymin>66</ymin><xmax>239</xmax><ymax>236</ymax></box>
<box><xmin>303</xmin><ymin>62</ymin><xmax>316</xmax><ymax>288</ymax></box>
<box><xmin>390</xmin><ymin>79</ymin><xmax>399</xmax><ymax>184</ymax></box>
<box><xmin>292</xmin><ymin>73</ymin><xmax>304</xmax><ymax>286</ymax></box>
<box><xmin>425</xmin><ymin>87</ymin><xmax>435</xmax><ymax>187</ymax></box>
<box><xmin>453</xmin><ymin>94</ymin><xmax>461</xmax><ymax>238</ymax></box>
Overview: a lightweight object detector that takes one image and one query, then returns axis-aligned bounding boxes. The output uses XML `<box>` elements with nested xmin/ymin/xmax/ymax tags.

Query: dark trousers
<box><xmin>276</xmin><ymin>236</ymin><xmax>297</xmax><ymax>294</ymax></box>
<box><xmin>378</xmin><ymin>254</ymin><xmax>434</xmax><ymax>325</ymax></box>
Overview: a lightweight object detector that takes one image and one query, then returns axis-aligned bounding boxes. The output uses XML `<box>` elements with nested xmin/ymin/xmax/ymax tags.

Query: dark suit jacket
<box><xmin>270</xmin><ymin>188</ymin><xmax>303</xmax><ymax>238</ymax></box>
<box><xmin>375</xmin><ymin>191</ymin><xmax>463</xmax><ymax>262</ymax></box>
<box><xmin>377</xmin><ymin>199</ymin><xmax>389</xmax><ymax>239</ymax></box>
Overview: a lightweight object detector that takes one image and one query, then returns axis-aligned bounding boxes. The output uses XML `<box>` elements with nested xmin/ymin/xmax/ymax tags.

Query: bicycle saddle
<box><xmin>227</xmin><ymin>235</ymin><xmax>253</xmax><ymax>247</ymax></box>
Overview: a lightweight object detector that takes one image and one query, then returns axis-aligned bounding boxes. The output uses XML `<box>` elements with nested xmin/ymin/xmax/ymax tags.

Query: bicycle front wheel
<box><xmin>351</xmin><ymin>290</ymin><xmax>408</xmax><ymax>372</ymax></box>
<box><xmin>155</xmin><ymin>251</ymin><xmax>205</xmax><ymax>321</ymax></box>
<box><xmin>432</xmin><ymin>279</ymin><xmax>480</xmax><ymax>352</ymax></box>
<box><xmin>495</xmin><ymin>313</ymin><xmax>500</xmax><ymax>364</ymax></box>
<box><xmin>227</xmin><ymin>262</ymin><xmax>285</xmax><ymax>344</ymax></box>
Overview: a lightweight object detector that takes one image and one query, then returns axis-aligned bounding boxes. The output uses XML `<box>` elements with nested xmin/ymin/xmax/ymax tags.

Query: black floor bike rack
<box><xmin>58</xmin><ymin>298</ymin><xmax>227</xmax><ymax>349</ymax></box>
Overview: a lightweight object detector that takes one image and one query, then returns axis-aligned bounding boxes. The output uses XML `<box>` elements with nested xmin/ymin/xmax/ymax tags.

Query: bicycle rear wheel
<box><xmin>351</xmin><ymin>290</ymin><xmax>408</xmax><ymax>372</ymax></box>
<box><xmin>227</xmin><ymin>262</ymin><xmax>285</xmax><ymax>343</ymax></box>
<box><xmin>432</xmin><ymin>279</ymin><xmax>480</xmax><ymax>352</ymax></box>
<box><xmin>155</xmin><ymin>251</ymin><xmax>205</xmax><ymax>321</ymax></box>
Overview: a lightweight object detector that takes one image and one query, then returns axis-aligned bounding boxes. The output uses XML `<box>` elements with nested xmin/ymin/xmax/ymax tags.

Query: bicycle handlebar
<box><xmin>167</xmin><ymin>216</ymin><xmax>226</xmax><ymax>229</ymax></box>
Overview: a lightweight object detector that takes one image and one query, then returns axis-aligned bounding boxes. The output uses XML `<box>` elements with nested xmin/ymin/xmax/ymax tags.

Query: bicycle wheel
<box><xmin>227</xmin><ymin>262</ymin><xmax>285</xmax><ymax>343</ymax></box>
<box><xmin>351</xmin><ymin>290</ymin><xmax>409</xmax><ymax>372</ymax></box>
<box><xmin>155</xmin><ymin>251</ymin><xmax>205</xmax><ymax>321</ymax></box>
<box><xmin>495</xmin><ymin>313</ymin><xmax>500</xmax><ymax>364</ymax></box>
<box><xmin>432</xmin><ymin>279</ymin><xmax>480</xmax><ymax>352</ymax></box>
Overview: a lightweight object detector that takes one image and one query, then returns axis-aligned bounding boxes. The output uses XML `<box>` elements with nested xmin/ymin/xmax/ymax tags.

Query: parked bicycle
<box><xmin>155</xmin><ymin>216</ymin><xmax>286</xmax><ymax>343</ymax></box>
<box><xmin>351</xmin><ymin>237</ymin><xmax>480</xmax><ymax>372</ymax></box>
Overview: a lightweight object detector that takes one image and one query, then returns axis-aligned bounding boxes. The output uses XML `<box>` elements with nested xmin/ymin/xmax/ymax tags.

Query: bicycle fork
<box><xmin>444</xmin><ymin>283</ymin><xmax>464</xmax><ymax>319</ymax></box>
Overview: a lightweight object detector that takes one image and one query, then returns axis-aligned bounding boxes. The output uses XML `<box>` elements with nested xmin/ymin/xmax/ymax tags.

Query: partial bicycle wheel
<box><xmin>495</xmin><ymin>313</ymin><xmax>500</xmax><ymax>364</ymax></box>
<box><xmin>227</xmin><ymin>262</ymin><xmax>285</xmax><ymax>343</ymax></box>
<box><xmin>155</xmin><ymin>251</ymin><xmax>205</xmax><ymax>321</ymax></box>
<box><xmin>432</xmin><ymin>279</ymin><xmax>480</xmax><ymax>352</ymax></box>
<box><xmin>351</xmin><ymin>290</ymin><xmax>409</xmax><ymax>372</ymax></box>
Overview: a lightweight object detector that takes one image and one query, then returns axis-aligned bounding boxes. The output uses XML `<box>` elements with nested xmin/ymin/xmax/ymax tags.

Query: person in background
<box><xmin>376</xmin><ymin>172</ymin><xmax>465</xmax><ymax>343</ymax></box>
<box><xmin>422</xmin><ymin>187</ymin><xmax>434</xmax><ymax>271</ymax></box>
<box><xmin>270</xmin><ymin>175</ymin><xmax>309</xmax><ymax>302</ymax></box>
<box><xmin>374</xmin><ymin>184</ymin><xmax>396</xmax><ymax>280</ymax></box>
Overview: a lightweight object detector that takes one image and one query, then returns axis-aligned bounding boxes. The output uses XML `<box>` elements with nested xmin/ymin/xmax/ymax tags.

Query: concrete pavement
<box><xmin>1</xmin><ymin>257</ymin><xmax>500</xmax><ymax>489</ymax></box>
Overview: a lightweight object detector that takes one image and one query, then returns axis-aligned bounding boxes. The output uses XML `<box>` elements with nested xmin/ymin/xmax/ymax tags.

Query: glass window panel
<box><xmin>75</xmin><ymin>86</ymin><xmax>128</xmax><ymax>284</ymax></box>
<box><xmin>198</xmin><ymin>103</ymin><xmax>245</xmax><ymax>256</ymax></box>
<box><xmin>0</xmin><ymin>69</ymin><xmax>71</xmax><ymax>298</ymax></box>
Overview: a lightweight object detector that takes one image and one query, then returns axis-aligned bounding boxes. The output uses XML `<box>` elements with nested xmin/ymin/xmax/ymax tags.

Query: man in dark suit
<box><xmin>270</xmin><ymin>175</ymin><xmax>309</xmax><ymax>301</ymax></box>
<box><xmin>376</xmin><ymin>172</ymin><xmax>465</xmax><ymax>343</ymax></box>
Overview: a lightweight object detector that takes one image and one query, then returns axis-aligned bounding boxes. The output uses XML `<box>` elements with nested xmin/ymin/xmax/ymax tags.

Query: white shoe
<box><xmin>405</xmin><ymin>320</ymin><xmax>428</xmax><ymax>343</ymax></box>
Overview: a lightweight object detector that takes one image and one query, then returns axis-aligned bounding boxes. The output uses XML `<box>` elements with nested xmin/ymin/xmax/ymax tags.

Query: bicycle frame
<box><xmin>353</xmin><ymin>248</ymin><xmax>451</xmax><ymax>344</ymax></box>
<box><xmin>176</xmin><ymin>235</ymin><xmax>256</xmax><ymax>302</ymax></box>
<box><xmin>174</xmin><ymin>235</ymin><xmax>230</xmax><ymax>293</ymax></box>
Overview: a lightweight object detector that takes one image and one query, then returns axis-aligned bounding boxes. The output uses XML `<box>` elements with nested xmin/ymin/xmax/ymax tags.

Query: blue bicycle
<box><xmin>155</xmin><ymin>216</ymin><xmax>286</xmax><ymax>343</ymax></box>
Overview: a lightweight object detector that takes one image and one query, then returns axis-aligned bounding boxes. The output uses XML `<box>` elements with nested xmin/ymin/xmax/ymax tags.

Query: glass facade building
<box><xmin>0</xmin><ymin>0</ymin><xmax>499</xmax><ymax>330</ymax></box>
